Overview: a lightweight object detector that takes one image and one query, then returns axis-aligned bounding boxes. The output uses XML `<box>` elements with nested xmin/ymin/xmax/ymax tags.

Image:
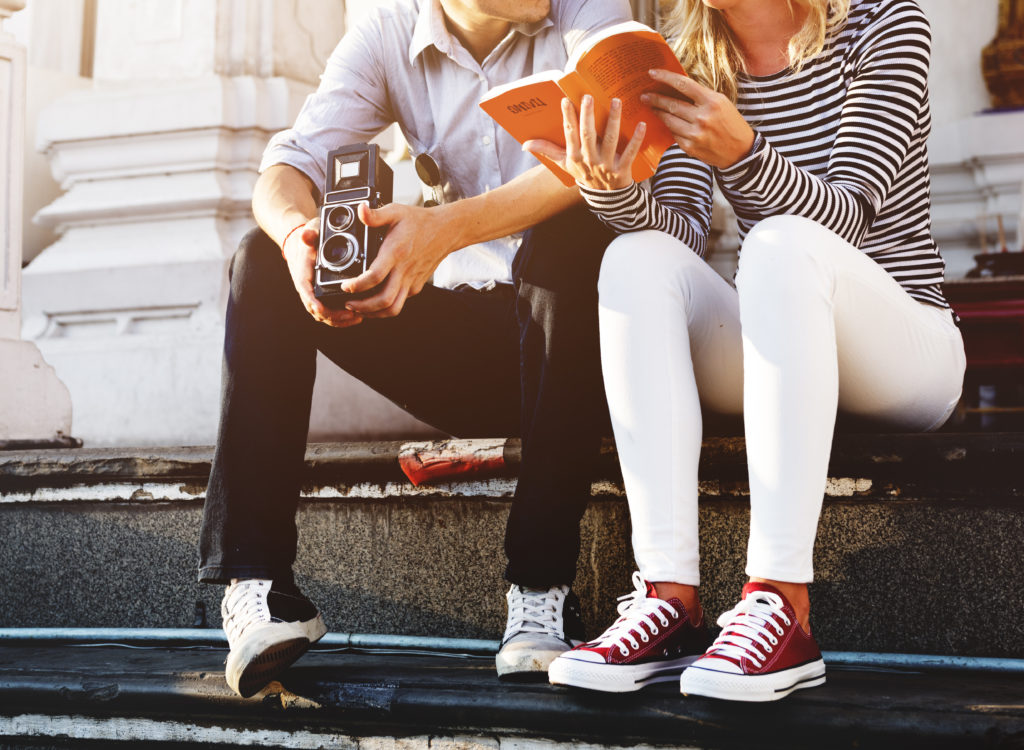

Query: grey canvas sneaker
<box><xmin>221</xmin><ymin>578</ymin><xmax>327</xmax><ymax>697</ymax></box>
<box><xmin>496</xmin><ymin>583</ymin><xmax>585</xmax><ymax>679</ymax></box>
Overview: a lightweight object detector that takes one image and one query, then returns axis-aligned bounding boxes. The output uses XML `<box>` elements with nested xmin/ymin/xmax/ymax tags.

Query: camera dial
<box><xmin>327</xmin><ymin>204</ymin><xmax>356</xmax><ymax>232</ymax></box>
<box><xmin>321</xmin><ymin>233</ymin><xmax>360</xmax><ymax>273</ymax></box>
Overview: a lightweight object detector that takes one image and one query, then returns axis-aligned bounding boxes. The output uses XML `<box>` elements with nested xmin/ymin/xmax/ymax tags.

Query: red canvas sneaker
<box><xmin>679</xmin><ymin>582</ymin><xmax>826</xmax><ymax>702</ymax></box>
<box><xmin>548</xmin><ymin>572</ymin><xmax>709</xmax><ymax>693</ymax></box>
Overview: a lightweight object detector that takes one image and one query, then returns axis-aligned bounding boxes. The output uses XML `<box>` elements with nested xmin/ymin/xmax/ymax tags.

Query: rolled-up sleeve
<box><xmin>559</xmin><ymin>0</ymin><xmax>632</xmax><ymax>56</ymax></box>
<box><xmin>260</xmin><ymin>10</ymin><xmax>396</xmax><ymax>191</ymax></box>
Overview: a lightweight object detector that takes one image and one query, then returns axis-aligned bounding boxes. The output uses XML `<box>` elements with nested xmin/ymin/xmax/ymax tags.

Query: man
<box><xmin>198</xmin><ymin>0</ymin><xmax>632</xmax><ymax>698</ymax></box>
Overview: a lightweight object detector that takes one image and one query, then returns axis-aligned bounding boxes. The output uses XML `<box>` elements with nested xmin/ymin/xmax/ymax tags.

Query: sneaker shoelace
<box><xmin>591</xmin><ymin>572</ymin><xmax>680</xmax><ymax>657</ymax></box>
<box><xmin>221</xmin><ymin>579</ymin><xmax>273</xmax><ymax>645</ymax></box>
<box><xmin>705</xmin><ymin>590</ymin><xmax>791</xmax><ymax>668</ymax></box>
<box><xmin>503</xmin><ymin>584</ymin><xmax>569</xmax><ymax>642</ymax></box>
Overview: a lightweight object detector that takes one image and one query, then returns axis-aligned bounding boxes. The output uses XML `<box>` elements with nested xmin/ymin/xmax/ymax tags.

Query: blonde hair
<box><xmin>660</xmin><ymin>0</ymin><xmax>851</xmax><ymax>101</ymax></box>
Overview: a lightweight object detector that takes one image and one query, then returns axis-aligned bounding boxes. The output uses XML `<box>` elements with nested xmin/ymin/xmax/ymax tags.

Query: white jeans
<box><xmin>598</xmin><ymin>215</ymin><xmax>966</xmax><ymax>585</ymax></box>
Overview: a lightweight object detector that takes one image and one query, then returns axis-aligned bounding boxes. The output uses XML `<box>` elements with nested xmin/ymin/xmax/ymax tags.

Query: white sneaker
<box><xmin>221</xmin><ymin>579</ymin><xmax>327</xmax><ymax>697</ymax></box>
<box><xmin>496</xmin><ymin>584</ymin><xmax>585</xmax><ymax>679</ymax></box>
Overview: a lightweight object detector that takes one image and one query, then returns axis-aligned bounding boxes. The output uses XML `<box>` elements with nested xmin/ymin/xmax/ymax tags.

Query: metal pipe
<box><xmin>1</xmin><ymin>628</ymin><xmax>1021</xmax><ymax>674</ymax></box>
<box><xmin>0</xmin><ymin>628</ymin><xmax>498</xmax><ymax>655</ymax></box>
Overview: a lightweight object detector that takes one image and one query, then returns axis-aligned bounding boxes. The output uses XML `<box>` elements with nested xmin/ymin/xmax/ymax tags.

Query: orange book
<box><xmin>479</xmin><ymin>21</ymin><xmax>685</xmax><ymax>187</ymax></box>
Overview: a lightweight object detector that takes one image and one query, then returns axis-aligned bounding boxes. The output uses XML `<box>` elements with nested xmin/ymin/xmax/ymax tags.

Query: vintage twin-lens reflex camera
<box><xmin>315</xmin><ymin>143</ymin><xmax>393</xmax><ymax>307</ymax></box>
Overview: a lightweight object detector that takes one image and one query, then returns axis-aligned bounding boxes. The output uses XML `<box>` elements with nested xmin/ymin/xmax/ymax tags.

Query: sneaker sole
<box><xmin>495</xmin><ymin>640</ymin><xmax>582</xmax><ymax>680</ymax></box>
<box><xmin>680</xmin><ymin>658</ymin><xmax>826</xmax><ymax>702</ymax></box>
<box><xmin>226</xmin><ymin>615</ymin><xmax>327</xmax><ymax>698</ymax></box>
<box><xmin>550</xmin><ymin>653</ymin><xmax>700</xmax><ymax>693</ymax></box>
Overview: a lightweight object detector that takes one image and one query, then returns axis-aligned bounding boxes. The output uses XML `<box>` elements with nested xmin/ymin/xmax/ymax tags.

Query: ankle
<box><xmin>749</xmin><ymin>578</ymin><xmax>811</xmax><ymax>633</ymax></box>
<box><xmin>652</xmin><ymin>581</ymin><xmax>702</xmax><ymax>622</ymax></box>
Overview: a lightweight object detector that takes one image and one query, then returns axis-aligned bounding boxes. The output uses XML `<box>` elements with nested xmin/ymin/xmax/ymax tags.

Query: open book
<box><xmin>479</xmin><ymin>21</ymin><xmax>685</xmax><ymax>186</ymax></box>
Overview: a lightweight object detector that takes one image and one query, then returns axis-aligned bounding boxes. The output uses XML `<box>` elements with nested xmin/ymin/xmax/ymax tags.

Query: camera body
<box><xmin>315</xmin><ymin>143</ymin><xmax>393</xmax><ymax>307</ymax></box>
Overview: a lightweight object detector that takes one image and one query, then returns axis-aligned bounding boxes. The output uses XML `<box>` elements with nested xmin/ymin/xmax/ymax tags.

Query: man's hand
<box><xmin>281</xmin><ymin>216</ymin><xmax>364</xmax><ymax>328</ymax></box>
<box><xmin>341</xmin><ymin>201</ymin><xmax>457</xmax><ymax>318</ymax></box>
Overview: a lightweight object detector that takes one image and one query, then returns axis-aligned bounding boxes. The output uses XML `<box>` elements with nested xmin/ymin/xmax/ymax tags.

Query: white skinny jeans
<box><xmin>598</xmin><ymin>215</ymin><xmax>965</xmax><ymax>585</ymax></box>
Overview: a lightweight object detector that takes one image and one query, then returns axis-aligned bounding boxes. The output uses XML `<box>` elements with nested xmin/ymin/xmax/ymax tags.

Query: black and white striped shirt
<box><xmin>581</xmin><ymin>0</ymin><xmax>948</xmax><ymax>308</ymax></box>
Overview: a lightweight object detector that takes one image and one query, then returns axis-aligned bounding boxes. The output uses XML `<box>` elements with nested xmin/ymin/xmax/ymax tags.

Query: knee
<box><xmin>598</xmin><ymin>231</ymin><xmax>704</xmax><ymax>307</ymax></box>
<box><xmin>229</xmin><ymin>227</ymin><xmax>288</xmax><ymax>288</ymax></box>
<box><xmin>736</xmin><ymin>215</ymin><xmax>834</xmax><ymax>294</ymax></box>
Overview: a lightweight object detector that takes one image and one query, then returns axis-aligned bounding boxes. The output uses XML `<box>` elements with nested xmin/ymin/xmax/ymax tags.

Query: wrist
<box><xmin>435</xmin><ymin>200</ymin><xmax>471</xmax><ymax>253</ymax></box>
<box><xmin>724</xmin><ymin>130</ymin><xmax>763</xmax><ymax>170</ymax></box>
<box><xmin>280</xmin><ymin>221</ymin><xmax>307</xmax><ymax>259</ymax></box>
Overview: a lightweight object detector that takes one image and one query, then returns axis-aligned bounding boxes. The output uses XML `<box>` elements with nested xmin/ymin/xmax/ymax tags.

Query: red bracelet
<box><xmin>280</xmin><ymin>222</ymin><xmax>307</xmax><ymax>259</ymax></box>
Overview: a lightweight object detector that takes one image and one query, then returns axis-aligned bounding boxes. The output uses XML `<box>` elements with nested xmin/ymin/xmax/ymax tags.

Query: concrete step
<box><xmin>0</xmin><ymin>433</ymin><xmax>1021</xmax><ymax>657</ymax></box>
<box><xmin>0</xmin><ymin>641</ymin><xmax>1021</xmax><ymax>749</ymax></box>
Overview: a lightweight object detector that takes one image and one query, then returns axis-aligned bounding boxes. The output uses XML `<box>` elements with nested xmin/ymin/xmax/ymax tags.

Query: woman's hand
<box><xmin>642</xmin><ymin>69</ymin><xmax>755</xmax><ymax>169</ymax></box>
<box><xmin>523</xmin><ymin>94</ymin><xmax>645</xmax><ymax>191</ymax></box>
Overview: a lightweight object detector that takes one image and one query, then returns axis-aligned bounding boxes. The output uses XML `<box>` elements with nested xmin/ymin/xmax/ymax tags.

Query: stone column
<box><xmin>0</xmin><ymin>0</ymin><xmax>73</xmax><ymax>447</ymax></box>
<box><xmin>23</xmin><ymin>0</ymin><xmax>436</xmax><ymax>446</ymax></box>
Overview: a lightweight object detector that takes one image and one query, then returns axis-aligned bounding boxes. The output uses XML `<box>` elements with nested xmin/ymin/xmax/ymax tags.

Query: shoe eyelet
<box><xmin>769</xmin><ymin>635</ymin><xmax>778</xmax><ymax>645</ymax></box>
<box><xmin>651</xmin><ymin>627</ymin><xmax>659</xmax><ymax>636</ymax></box>
<box><xmin>619</xmin><ymin>647</ymin><xmax>629</xmax><ymax>657</ymax></box>
<box><xmin>640</xmin><ymin>633</ymin><xmax>650</xmax><ymax>643</ymax></box>
<box><xmin>766</xmin><ymin>645</ymin><xmax>773</xmax><ymax>653</ymax></box>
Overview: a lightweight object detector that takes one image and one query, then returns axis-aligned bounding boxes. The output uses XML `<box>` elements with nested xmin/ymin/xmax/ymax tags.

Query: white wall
<box><xmin>919</xmin><ymin>0</ymin><xmax>999</xmax><ymax>128</ymax></box>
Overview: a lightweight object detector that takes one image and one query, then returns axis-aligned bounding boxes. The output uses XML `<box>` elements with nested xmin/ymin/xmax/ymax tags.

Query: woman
<box><xmin>526</xmin><ymin>0</ymin><xmax>965</xmax><ymax>702</ymax></box>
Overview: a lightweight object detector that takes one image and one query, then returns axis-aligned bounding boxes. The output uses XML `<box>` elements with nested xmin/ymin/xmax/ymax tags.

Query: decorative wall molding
<box><xmin>1</xmin><ymin>1</ymin><xmax>74</xmax><ymax>444</ymax></box>
<box><xmin>930</xmin><ymin>110</ymin><xmax>1024</xmax><ymax>277</ymax></box>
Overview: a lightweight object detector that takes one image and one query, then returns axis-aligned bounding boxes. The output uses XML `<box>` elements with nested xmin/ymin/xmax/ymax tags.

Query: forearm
<box><xmin>439</xmin><ymin>165</ymin><xmax>583</xmax><ymax>251</ymax></box>
<box><xmin>579</xmin><ymin>147</ymin><xmax>713</xmax><ymax>257</ymax></box>
<box><xmin>252</xmin><ymin>164</ymin><xmax>319</xmax><ymax>249</ymax></box>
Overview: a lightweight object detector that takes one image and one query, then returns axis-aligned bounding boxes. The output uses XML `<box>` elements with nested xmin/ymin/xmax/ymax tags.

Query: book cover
<box><xmin>480</xmin><ymin>21</ymin><xmax>685</xmax><ymax>186</ymax></box>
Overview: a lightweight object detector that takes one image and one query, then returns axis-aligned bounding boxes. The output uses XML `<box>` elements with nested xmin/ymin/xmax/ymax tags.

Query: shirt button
<box><xmin>482</xmin><ymin>135</ymin><xmax>491</xmax><ymax>145</ymax></box>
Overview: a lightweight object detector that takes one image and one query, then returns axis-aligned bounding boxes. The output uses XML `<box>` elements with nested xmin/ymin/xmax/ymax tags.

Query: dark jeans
<box><xmin>198</xmin><ymin>206</ymin><xmax>614</xmax><ymax>588</ymax></box>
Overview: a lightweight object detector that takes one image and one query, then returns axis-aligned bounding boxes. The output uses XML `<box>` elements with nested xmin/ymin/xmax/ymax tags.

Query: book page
<box><xmin>571</xmin><ymin>27</ymin><xmax>685</xmax><ymax>180</ymax></box>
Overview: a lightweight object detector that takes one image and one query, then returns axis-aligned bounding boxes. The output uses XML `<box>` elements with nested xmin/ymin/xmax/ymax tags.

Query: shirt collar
<box><xmin>409</xmin><ymin>0</ymin><xmax>553</xmax><ymax>65</ymax></box>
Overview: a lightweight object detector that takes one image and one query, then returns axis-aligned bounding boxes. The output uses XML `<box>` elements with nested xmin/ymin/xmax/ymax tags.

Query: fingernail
<box><xmin>583</xmin><ymin>94</ymin><xmax>592</xmax><ymax>104</ymax></box>
<box><xmin>612</xmin><ymin>98</ymin><xmax>621</xmax><ymax>108</ymax></box>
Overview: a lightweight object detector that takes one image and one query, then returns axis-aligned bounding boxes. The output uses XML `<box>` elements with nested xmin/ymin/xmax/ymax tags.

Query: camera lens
<box><xmin>327</xmin><ymin>204</ymin><xmax>356</xmax><ymax>231</ymax></box>
<box><xmin>321</xmin><ymin>234</ymin><xmax>359</xmax><ymax>272</ymax></box>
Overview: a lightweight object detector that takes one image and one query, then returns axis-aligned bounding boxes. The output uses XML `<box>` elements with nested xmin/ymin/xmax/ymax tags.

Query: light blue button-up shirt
<box><xmin>260</xmin><ymin>0</ymin><xmax>632</xmax><ymax>289</ymax></box>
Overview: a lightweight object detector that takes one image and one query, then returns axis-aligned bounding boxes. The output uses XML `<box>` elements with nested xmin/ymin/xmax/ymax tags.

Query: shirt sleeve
<box><xmin>579</xmin><ymin>145</ymin><xmax>714</xmax><ymax>257</ymax></box>
<box><xmin>557</xmin><ymin>0</ymin><xmax>634</xmax><ymax>57</ymax></box>
<box><xmin>716</xmin><ymin>0</ymin><xmax>932</xmax><ymax>247</ymax></box>
<box><xmin>259</xmin><ymin>8</ymin><xmax>397</xmax><ymax>192</ymax></box>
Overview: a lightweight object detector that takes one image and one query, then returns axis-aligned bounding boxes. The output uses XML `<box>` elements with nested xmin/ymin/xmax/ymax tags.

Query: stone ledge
<box><xmin>0</xmin><ymin>644</ymin><xmax>1021</xmax><ymax>749</ymax></box>
<box><xmin>1</xmin><ymin>433</ymin><xmax>1022</xmax><ymax>502</ymax></box>
<box><xmin>1</xmin><ymin>435</ymin><xmax>1021</xmax><ymax>654</ymax></box>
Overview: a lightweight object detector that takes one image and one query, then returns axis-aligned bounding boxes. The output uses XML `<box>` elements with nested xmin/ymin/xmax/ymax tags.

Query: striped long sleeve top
<box><xmin>580</xmin><ymin>0</ymin><xmax>949</xmax><ymax>308</ymax></box>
